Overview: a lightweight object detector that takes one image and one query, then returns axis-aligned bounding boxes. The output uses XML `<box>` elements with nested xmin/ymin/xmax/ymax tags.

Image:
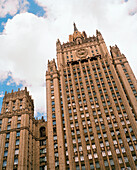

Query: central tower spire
<box><xmin>73</xmin><ymin>22</ymin><xmax>78</xmax><ymax>32</ymax></box>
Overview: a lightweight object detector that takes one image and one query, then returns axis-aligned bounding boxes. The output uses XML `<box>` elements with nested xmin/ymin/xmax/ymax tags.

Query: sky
<box><xmin>0</xmin><ymin>0</ymin><xmax>137</xmax><ymax>119</ymax></box>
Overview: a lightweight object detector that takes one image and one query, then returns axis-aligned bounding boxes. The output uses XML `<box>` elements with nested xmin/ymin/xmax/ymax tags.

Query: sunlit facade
<box><xmin>46</xmin><ymin>24</ymin><xmax>137</xmax><ymax>170</ymax></box>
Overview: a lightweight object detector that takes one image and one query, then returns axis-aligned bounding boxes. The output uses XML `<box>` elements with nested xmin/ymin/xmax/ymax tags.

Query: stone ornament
<box><xmin>76</xmin><ymin>48</ymin><xmax>88</xmax><ymax>58</ymax></box>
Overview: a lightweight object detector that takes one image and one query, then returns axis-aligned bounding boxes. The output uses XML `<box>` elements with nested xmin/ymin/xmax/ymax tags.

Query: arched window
<box><xmin>40</xmin><ymin>127</ymin><xmax>46</xmax><ymax>137</ymax></box>
<box><xmin>76</xmin><ymin>38</ymin><xmax>82</xmax><ymax>45</ymax></box>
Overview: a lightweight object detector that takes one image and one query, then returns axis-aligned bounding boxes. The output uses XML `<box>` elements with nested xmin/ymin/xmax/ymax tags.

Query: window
<box><xmin>40</xmin><ymin>140</ymin><xmax>46</xmax><ymax>146</ymax></box>
<box><xmin>92</xmin><ymin>144</ymin><xmax>96</xmax><ymax>149</ymax></box>
<box><xmin>87</xmin><ymin>145</ymin><xmax>90</xmax><ymax>150</ymax></box>
<box><xmin>116</xmin><ymin>148</ymin><xmax>120</xmax><ymax>154</ymax></box>
<box><xmin>119</xmin><ymin>158</ymin><xmax>123</xmax><ymax>164</ymax></box>
<box><xmin>108</xmin><ymin>150</ymin><xmax>112</xmax><ymax>156</ymax></box>
<box><xmin>17</xmin><ymin>124</ymin><xmax>20</xmax><ymax>128</ymax></box>
<box><xmin>80</xmin><ymin>156</ymin><xmax>84</xmax><ymax>161</ymax></box>
<box><xmin>118</xmin><ymin>138</ymin><xmax>123</xmax><ymax>144</ymax></box>
<box><xmin>129</xmin><ymin>145</ymin><xmax>134</xmax><ymax>151</ymax></box>
<box><xmin>103</xmin><ymin>132</ymin><xmax>107</xmax><ymax>138</ymax></box>
<box><xmin>79</xmin><ymin>146</ymin><xmax>82</xmax><ymax>151</ymax></box>
<box><xmin>132</xmin><ymin>135</ymin><xmax>136</xmax><ymax>141</ymax></box>
<box><xmin>8</xmin><ymin>118</ymin><xmax>11</xmax><ymax>123</ymax></box>
<box><xmin>90</xmin><ymin>164</ymin><xmax>94</xmax><ymax>169</ymax></box>
<box><xmin>0</xmin><ymin>119</ymin><xmax>2</xmax><ymax>125</ymax></box>
<box><xmin>3</xmin><ymin>160</ymin><xmax>7</xmax><ymax>167</ymax></box>
<box><xmin>16</xmin><ymin>139</ymin><xmax>19</xmax><ymax>145</ymax></box>
<box><xmin>18</xmin><ymin>116</ymin><xmax>21</xmax><ymax>121</ymax></box>
<box><xmin>124</xmin><ymin>157</ymin><xmax>128</xmax><ymax>163</ymax></box>
<box><xmin>105</xmin><ymin>141</ymin><xmax>109</xmax><ymax>146</ymax></box>
<box><xmin>6</xmin><ymin>133</ymin><xmax>10</xmax><ymax>139</ymax></box>
<box><xmin>88</xmin><ymin>154</ymin><xmax>92</xmax><ymax>159</ymax></box>
<box><xmin>40</xmin><ymin>127</ymin><xmax>46</xmax><ymax>137</ymax></box>
<box><xmin>133</xmin><ymin>90</ymin><xmax>137</xmax><ymax>94</ymax></box>
<box><xmin>113</xmin><ymin>140</ymin><xmax>117</xmax><ymax>145</ymax></box>
<box><xmin>104</xmin><ymin>160</ymin><xmax>108</xmax><ymax>167</ymax></box>
<box><xmin>5</xmin><ymin>142</ymin><xmax>9</xmax><ymax>147</ymax></box>
<box><xmin>7</xmin><ymin>125</ymin><xmax>11</xmax><ymax>130</ymax></box>
<box><xmin>52</xmin><ymin>101</ymin><xmax>55</xmax><ymax>105</ymax></box>
<box><xmin>4</xmin><ymin>151</ymin><xmax>8</xmax><ymax>157</ymax></box>
<box><xmin>51</xmin><ymin>96</ymin><xmax>54</xmax><ymax>99</ymax></box>
<box><xmin>40</xmin><ymin>157</ymin><xmax>47</xmax><ymax>163</ymax></box>
<box><xmin>88</xmin><ymin>127</ymin><xmax>92</xmax><ymax>132</ymax></box>
<box><xmin>123</xmin><ymin>69</ymin><xmax>127</xmax><ymax>72</ymax></box>
<box><xmin>102</xmin><ymin>151</ymin><xmax>106</xmax><ymax>157</ymax></box>
<box><xmin>15</xmin><ymin>149</ymin><xmax>19</xmax><ymax>155</ymax></box>
<box><xmin>16</xmin><ymin>132</ymin><xmax>20</xmax><ymax>137</ymax></box>
<box><xmin>40</xmin><ymin>148</ymin><xmax>46</xmax><ymax>154</ymax></box>
<box><xmin>14</xmin><ymin>158</ymin><xmax>18</xmax><ymax>165</ymax></box>
<box><xmin>52</xmin><ymin>107</ymin><xmax>55</xmax><ymax>112</ymax></box>
<box><xmin>20</xmin><ymin>99</ymin><xmax>22</xmax><ymax>104</ymax></box>
<box><xmin>55</xmin><ymin>161</ymin><xmax>59</xmax><ymax>167</ymax></box>
<box><xmin>100</xmin><ymin>142</ymin><xmax>104</xmax><ymax>148</ymax></box>
<box><xmin>52</xmin><ymin>114</ymin><xmax>55</xmax><ymax>118</ymax></box>
<box><xmin>96</xmin><ymin>162</ymin><xmax>100</xmax><ymax>168</ymax></box>
<box><xmin>94</xmin><ymin>153</ymin><xmax>98</xmax><ymax>158</ymax></box>
<box><xmin>110</xmin><ymin>159</ymin><xmax>114</xmax><ymax>166</ymax></box>
<box><xmin>75</xmin><ymin>157</ymin><xmax>78</xmax><ymax>162</ymax></box>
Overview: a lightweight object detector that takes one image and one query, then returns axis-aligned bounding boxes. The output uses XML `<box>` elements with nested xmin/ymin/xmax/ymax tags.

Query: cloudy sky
<box><xmin>0</xmin><ymin>0</ymin><xmax>137</xmax><ymax>118</ymax></box>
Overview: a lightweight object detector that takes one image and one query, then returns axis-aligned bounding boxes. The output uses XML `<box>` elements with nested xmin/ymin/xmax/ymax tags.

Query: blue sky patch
<box><xmin>0</xmin><ymin>14</ymin><xmax>13</xmax><ymax>33</ymax></box>
<box><xmin>36</xmin><ymin>112</ymin><xmax>47</xmax><ymax>121</ymax></box>
<box><xmin>0</xmin><ymin>73</ymin><xmax>23</xmax><ymax>113</ymax></box>
<box><xmin>28</xmin><ymin>0</ymin><xmax>46</xmax><ymax>17</ymax></box>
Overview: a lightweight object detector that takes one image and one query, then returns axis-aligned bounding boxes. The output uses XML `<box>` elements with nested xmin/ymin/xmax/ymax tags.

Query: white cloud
<box><xmin>0</xmin><ymin>0</ymin><xmax>137</xmax><ymax>116</ymax></box>
<box><xmin>0</xmin><ymin>0</ymin><xmax>29</xmax><ymax>17</ymax></box>
<box><xmin>0</xmin><ymin>71</ymin><xmax>8</xmax><ymax>82</ymax></box>
<box><xmin>0</xmin><ymin>92</ymin><xmax>4</xmax><ymax>98</ymax></box>
<box><xmin>0</xmin><ymin>12</ymin><xmax>56</xmax><ymax>116</ymax></box>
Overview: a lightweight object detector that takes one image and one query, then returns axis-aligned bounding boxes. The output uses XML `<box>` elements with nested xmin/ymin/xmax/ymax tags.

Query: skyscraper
<box><xmin>0</xmin><ymin>23</ymin><xmax>137</xmax><ymax>170</ymax></box>
<box><xmin>46</xmin><ymin>24</ymin><xmax>137</xmax><ymax>170</ymax></box>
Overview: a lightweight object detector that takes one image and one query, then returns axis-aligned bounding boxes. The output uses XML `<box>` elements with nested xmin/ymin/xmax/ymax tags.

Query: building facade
<box><xmin>0</xmin><ymin>24</ymin><xmax>137</xmax><ymax>170</ymax></box>
<box><xmin>0</xmin><ymin>88</ymin><xmax>47</xmax><ymax>170</ymax></box>
<box><xmin>46</xmin><ymin>24</ymin><xmax>137</xmax><ymax>170</ymax></box>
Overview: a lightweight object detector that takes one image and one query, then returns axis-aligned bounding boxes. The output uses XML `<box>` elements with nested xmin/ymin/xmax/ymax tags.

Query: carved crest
<box><xmin>76</xmin><ymin>48</ymin><xmax>88</xmax><ymax>58</ymax></box>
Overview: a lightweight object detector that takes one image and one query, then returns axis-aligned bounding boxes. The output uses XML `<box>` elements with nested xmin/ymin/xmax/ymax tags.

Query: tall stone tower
<box><xmin>0</xmin><ymin>88</ymin><xmax>47</xmax><ymax>170</ymax></box>
<box><xmin>46</xmin><ymin>24</ymin><xmax>137</xmax><ymax>170</ymax></box>
<box><xmin>0</xmin><ymin>88</ymin><xmax>34</xmax><ymax>170</ymax></box>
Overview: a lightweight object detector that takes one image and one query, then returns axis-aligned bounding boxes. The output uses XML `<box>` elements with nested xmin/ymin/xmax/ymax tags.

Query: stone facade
<box><xmin>46</xmin><ymin>24</ymin><xmax>137</xmax><ymax>170</ymax></box>
<box><xmin>0</xmin><ymin>24</ymin><xmax>137</xmax><ymax>170</ymax></box>
<box><xmin>0</xmin><ymin>88</ymin><xmax>47</xmax><ymax>170</ymax></box>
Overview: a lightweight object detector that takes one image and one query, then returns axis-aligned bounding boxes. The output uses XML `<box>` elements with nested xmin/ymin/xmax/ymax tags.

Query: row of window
<box><xmin>4</xmin><ymin>148</ymin><xmax>19</xmax><ymax>157</ymax></box>
<box><xmin>6</xmin><ymin>131</ymin><xmax>20</xmax><ymax>139</ymax></box>
<box><xmin>5</xmin><ymin>99</ymin><xmax>22</xmax><ymax>107</ymax></box>
<box><xmin>3</xmin><ymin>158</ymin><xmax>18</xmax><ymax>167</ymax></box>
<box><xmin>5</xmin><ymin>105</ymin><xmax>23</xmax><ymax>112</ymax></box>
<box><xmin>0</xmin><ymin>116</ymin><xmax>21</xmax><ymax>125</ymax></box>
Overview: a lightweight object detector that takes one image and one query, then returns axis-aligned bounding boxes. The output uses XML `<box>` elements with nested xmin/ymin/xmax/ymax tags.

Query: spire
<box><xmin>73</xmin><ymin>22</ymin><xmax>78</xmax><ymax>32</ymax></box>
